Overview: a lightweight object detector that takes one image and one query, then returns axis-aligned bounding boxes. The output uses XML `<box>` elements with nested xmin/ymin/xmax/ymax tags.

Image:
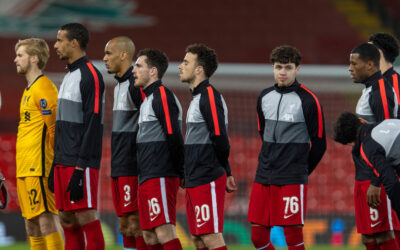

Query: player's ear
<box><xmin>120</xmin><ymin>51</ymin><xmax>127</xmax><ymax>61</ymax></box>
<box><xmin>30</xmin><ymin>54</ymin><xmax>39</xmax><ymax>65</ymax></box>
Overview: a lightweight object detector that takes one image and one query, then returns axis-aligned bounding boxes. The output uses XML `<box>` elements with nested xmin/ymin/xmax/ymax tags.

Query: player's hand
<box><xmin>66</xmin><ymin>168</ymin><xmax>85</xmax><ymax>202</ymax></box>
<box><xmin>367</xmin><ymin>184</ymin><xmax>381</xmax><ymax>208</ymax></box>
<box><xmin>226</xmin><ymin>176</ymin><xmax>237</xmax><ymax>193</ymax></box>
<box><xmin>48</xmin><ymin>165</ymin><xmax>55</xmax><ymax>193</ymax></box>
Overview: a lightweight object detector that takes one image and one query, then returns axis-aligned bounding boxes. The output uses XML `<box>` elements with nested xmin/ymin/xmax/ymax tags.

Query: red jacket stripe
<box><xmin>392</xmin><ymin>74</ymin><xmax>400</xmax><ymax>104</ymax></box>
<box><xmin>360</xmin><ymin>143</ymin><xmax>380</xmax><ymax>177</ymax></box>
<box><xmin>159</xmin><ymin>86</ymin><xmax>173</xmax><ymax>134</ymax></box>
<box><xmin>140</xmin><ymin>87</ymin><xmax>146</xmax><ymax>100</ymax></box>
<box><xmin>300</xmin><ymin>85</ymin><xmax>323</xmax><ymax>138</ymax></box>
<box><xmin>86</xmin><ymin>62</ymin><xmax>100</xmax><ymax>114</ymax></box>
<box><xmin>207</xmin><ymin>86</ymin><xmax>221</xmax><ymax>136</ymax></box>
<box><xmin>257</xmin><ymin>114</ymin><xmax>260</xmax><ymax>131</ymax></box>
<box><xmin>378</xmin><ymin>78</ymin><xmax>390</xmax><ymax>119</ymax></box>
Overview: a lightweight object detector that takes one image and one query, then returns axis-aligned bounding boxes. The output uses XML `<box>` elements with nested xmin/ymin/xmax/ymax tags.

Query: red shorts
<box><xmin>354</xmin><ymin>180</ymin><xmax>400</xmax><ymax>234</ymax></box>
<box><xmin>186</xmin><ymin>174</ymin><xmax>227</xmax><ymax>235</ymax></box>
<box><xmin>248</xmin><ymin>183</ymin><xmax>307</xmax><ymax>226</ymax></box>
<box><xmin>112</xmin><ymin>176</ymin><xmax>139</xmax><ymax>217</ymax></box>
<box><xmin>54</xmin><ymin>165</ymin><xmax>99</xmax><ymax>211</ymax></box>
<box><xmin>138</xmin><ymin>177</ymin><xmax>180</xmax><ymax>230</ymax></box>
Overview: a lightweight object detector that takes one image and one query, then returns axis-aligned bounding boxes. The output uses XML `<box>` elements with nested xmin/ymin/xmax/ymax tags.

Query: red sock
<box><xmin>136</xmin><ymin>236</ymin><xmax>148</xmax><ymax>250</ymax></box>
<box><xmin>251</xmin><ymin>225</ymin><xmax>275</xmax><ymax>250</ymax></box>
<box><xmin>379</xmin><ymin>238</ymin><xmax>400</xmax><ymax>250</ymax></box>
<box><xmin>63</xmin><ymin>225</ymin><xmax>85</xmax><ymax>250</ymax></box>
<box><xmin>284</xmin><ymin>227</ymin><xmax>305</xmax><ymax>250</ymax></box>
<box><xmin>82</xmin><ymin>220</ymin><xmax>105</xmax><ymax>250</ymax></box>
<box><xmin>162</xmin><ymin>238</ymin><xmax>182</xmax><ymax>250</ymax></box>
<box><xmin>123</xmin><ymin>235</ymin><xmax>136</xmax><ymax>248</ymax></box>
<box><xmin>395</xmin><ymin>231</ymin><xmax>400</xmax><ymax>249</ymax></box>
<box><xmin>197</xmin><ymin>248</ymin><xmax>208</xmax><ymax>250</ymax></box>
<box><xmin>212</xmin><ymin>247</ymin><xmax>227</xmax><ymax>250</ymax></box>
<box><xmin>147</xmin><ymin>243</ymin><xmax>163</xmax><ymax>250</ymax></box>
<box><xmin>365</xmin><ymin>241</ymin><xmax>380</xmax><ymax>250</ymax></box>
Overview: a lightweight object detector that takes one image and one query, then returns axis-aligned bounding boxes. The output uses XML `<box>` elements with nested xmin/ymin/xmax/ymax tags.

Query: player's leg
<box><xmin>127</xmin><ymin>212</ymin><xmax>147</xmax><ymax>250</ymax></box>
<box><xmin>154</xmin><ymin>223</ymin><xmax>182</xmax><ymax>249</ymax></box>
<box><xmin>283</xmin><ymin>225</ymin><xmax>305</xmax><ymax>250</ymax></box>
<box><xmin>251</xmin><ymin>224</ymin><xmax>275</xmax><ymax>250</ymax></box>
<box><xmin>59</xmin><ymin>210</ymin><xmax>85</xmax><ymax>250</ymax></box>
<box><xmin>37</xmin><ymin>212</ymin><xmax>64</xmax><ymax>250</ymax></box>
<box><xmin>374</xmin><ymin>230</ymin><xmax>399</xmax><ymax>250</ymax></box>
<box><xmin>248</xmin><ymin>183</ymin><xmax>275</xmax><ymax>249</ymax></box>
<box><xmin>142</xmin><ymin>229</ymin><xmax>162</xmax><ymax>249</ymax></box>
<box><xmin>200</xmin><ymin>233</ymin><xmax>226</xmax><ymax>249</ymax></box>
<box><xmin>191</xmin><ymin>235</ymin><xmax>208</xmax><ymax>250</ymax></box>
<box><xmin>75</xmin><ymin>209</ymin><xmax>105</xmax><ymax>250</ymax></box>
<box><xmin>24</xmin><ymin>217</ymin><xmax>45</xmax><ymax>250</ymax></box>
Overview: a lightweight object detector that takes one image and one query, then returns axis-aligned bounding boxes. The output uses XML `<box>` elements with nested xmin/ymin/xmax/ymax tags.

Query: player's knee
<box><xmin>284</xmin><ymin>226</ymin><xmax>304</xmax><ymax>246</ymax></box>
<box><xmin>58</xmin><ymin>211</ymin><xmax>77</xmax><ymax>227</ymax></box>
<box><xmin>128</xmin><ymin>222</ymin><xmax>141</xmax><ymax>237</ymax></box>
<box><xmin>142</xmin><ymin>230</ymin><xmax>158</xmax><ymax>245</ymax></box>
<box><xmin>118</xmin><ymin>223</ymin><xmax>128</xmax><ymax>236</ymax></box>
<box><xmin>375</xmin><ymin>230</ymin><xmax>395</xmax><ymax>245</ymax></box>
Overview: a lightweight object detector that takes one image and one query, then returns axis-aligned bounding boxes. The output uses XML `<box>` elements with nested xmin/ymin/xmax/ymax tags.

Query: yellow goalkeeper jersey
<box><xmin>16</xmin><ymin>75</ymin><xmax>58</xmax><ymax>177</ymax></box>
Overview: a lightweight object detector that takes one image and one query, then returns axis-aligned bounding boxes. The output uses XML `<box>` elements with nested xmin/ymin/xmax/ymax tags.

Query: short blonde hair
<box><xmin>15</xmin><ymin>38</ymin><xmax>50</xmax><ymax>70</ymax></box>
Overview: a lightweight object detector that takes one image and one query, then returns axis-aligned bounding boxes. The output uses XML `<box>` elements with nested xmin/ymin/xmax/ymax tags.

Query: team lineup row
<box><xmin>9</xmin><ymin>21</ymin><xmax>400</xmax><ymax>250</ymax></box>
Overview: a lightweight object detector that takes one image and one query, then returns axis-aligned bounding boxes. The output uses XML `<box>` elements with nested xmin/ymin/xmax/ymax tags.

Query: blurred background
<box><xmin>0</xmin><ymin>0</ymin><xmax>399</xmax><ymax>248</ymax></box>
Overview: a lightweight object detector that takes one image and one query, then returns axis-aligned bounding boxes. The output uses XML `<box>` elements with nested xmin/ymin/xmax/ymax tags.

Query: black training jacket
<box><xmin>355</xmin><ymin>71</ymin><xmax>397</xmax><ymax>123</ymax></box>
<box><xmin>383</xmin><ymin>67</ymin><xmax>400</xmax><ymax>118</ymax></box>
<box><xmin>53</xmin><ymin>56</ymin><xmax>105</xmax><ymax>169</ymax></box>
<box><xmin>184</xmin><ymin>80</ymin><xmax>231</xmax><ymax>188</ymax></box>
<box><xmin>136</xmin><ymin>80</ymin><xmax>184</xmax><ymax>185</ymax></box>
<box><xmin>255</xmin><ymin>80</ymin><xmax>326</xmax><ymax>185</ymax></box>
<box><xmin>111</xmin><ymin>67</ymin><xmax>144</xmax><ymax>177</ymax></box>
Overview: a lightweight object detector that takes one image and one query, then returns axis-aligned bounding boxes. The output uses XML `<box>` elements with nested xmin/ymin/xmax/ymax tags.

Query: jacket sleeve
<box><xmin>128</xmin><ymin>77</ymin><xmax>145</xmax><ymax>108</ymax></box>
<box><xmin>152</xmin><ymin>86</ymin><xmax>184</xmax><ymax>177</ymax></box>
<box><xmin>300</xmin><ymin>86</ymin><xmax>327</xmax><ymax>175</ymax></box>
<box><xmin>199</xmin><ymin>86</ymin><xmax>231</xmax><ymax>176</ymax></box>
<box><xmin>360</xmin><ymin>141</ymin><xmax>384</xmax><ymax>186</ymax></box>
<box><xmin>370</xmin><ymin>79</ymin><xmax>396</xmax><ymax>122</ymax></box>
<box><xmin>76</xmin><ymin>63</ymin><xmax>105</xmax><ymax>169</ymax></box>
<box><xmin>257</xmin><ymin>93</ymin><xmax>265</xmax><ymax>141</ymax></box>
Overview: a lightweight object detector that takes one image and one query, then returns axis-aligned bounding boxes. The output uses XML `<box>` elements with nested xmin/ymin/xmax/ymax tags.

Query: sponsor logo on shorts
<box><xmin>284</xmin><ymin>214</ymin><xmax>295</xmax><ymax>219</ymax></box>
<box><xmin>371</xmin><ymin>221</ymin><xmax>382</xmax><ymax>228</ymax></box>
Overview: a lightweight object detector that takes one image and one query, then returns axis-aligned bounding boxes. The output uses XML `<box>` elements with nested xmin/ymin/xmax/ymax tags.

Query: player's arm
<box><xmin>34</xmin><ymin>80</ymin><xmax>58</xmax><ymax>148</ymax></box>
<box><xmin>76</xmin><ymin>64</ymin><xmax>105</xmax><ymax>169</ymax></box>
<box><xmin>200</xmin><ymin>86</ymin><xmax>231</xmax><ymax>177</ymax></box>
<box><xmin>370</xmin><ymin>80</ymin><xmax>396</xmax><ymax>121</ymax></box>
<box><xmin>256</xmin><ymin>93</ymin><xmax>265</xmax><ymax>140</ymax></box>
<box><xmin>301</xmin><ymin>87</ymin><xmax>326</xmax><ymax>175</ymax></box>
<box><xmin>128</xmin><ymin>77</ymin><xmax>145</xmax><ymax>108</ymax></box>
<box><xmin>153</xmin><ymin>86</ymin><xmax>184</xmax><ymax>177</ymax></box>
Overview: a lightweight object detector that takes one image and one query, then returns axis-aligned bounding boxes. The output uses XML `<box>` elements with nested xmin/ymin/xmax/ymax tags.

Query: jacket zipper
<box><xmin>273</xmin><ymin>93</ymin><xmax>283</xmax><ymax>142</ymax></box>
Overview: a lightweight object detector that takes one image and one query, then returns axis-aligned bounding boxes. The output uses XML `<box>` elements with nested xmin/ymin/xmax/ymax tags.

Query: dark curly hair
<box><xmin>368</xmin><ymin>33</ymin><xmax>400</xmax><ymax>64</ymax></box>
<box><xmin>137</xmin><ymin>49</ymin><xmax>169</xmax><ymax>79</ymax></box>
<box><xmin>186</xmin><ymin>44</ymin><xmax>218</xmax><ymax>78</ymax></box>
<box><xmin>333</xmin><ymin>112</ymin><xmax>362</xmax><ymax>145</ymax></box>
<box><xmin>61</xmin><ymin>23</ymin><xmax>89</xmax><ymax>51</ymax></box>
<box><xmin>270</xmin><ymin>45</ymin><xmax>301</xmax><ymax>66</ymax></box>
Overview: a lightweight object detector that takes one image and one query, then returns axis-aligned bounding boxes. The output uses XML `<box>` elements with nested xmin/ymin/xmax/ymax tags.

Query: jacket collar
<box><xmin>115</xmin><ymin>66</ymin><xmax>134</xmax><ymax>83</ymax></box>
<box><xmin>191</xmin><ymin>80</ymin><xmax>210</xmax><ymax>96</ymax></box>
<box><xmin>363</xmin><ymin>71</ymin><xmax>383</xmax><ymax>88</ymax></box>
<box><xmin>67</xmin><ymin>56</ymin><xmax>89</xmax><ymax>71</ymax></box>
<box><xmin>383</xmin><ymin>67</ymin><xmax>396</xmax><ymax>79</ymax></box>
<box><xmin>143</xmin><ymin>80</ymin><xmax>162</xmax><ymax>97</ymax></box>
<box><xmin>274</xmin><ymin>80</ymin><xmax>300</xmax><ymax>93</ymax></box>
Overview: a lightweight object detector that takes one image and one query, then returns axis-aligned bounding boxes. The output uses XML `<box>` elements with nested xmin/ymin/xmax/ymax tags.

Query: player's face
<box><xmin>273</xmin><ymin>62</ymin><xmax>299</xmax><ymax>87</ymax></box>
<box><xmin>349</xmin><ymin>53</ymin><xmax>368</xmax><ymax>83</ymax></box>
<box><xmin>14</xmin><ymin>45</ymin><xmax>32</xmax><ymax>75</ymax></box>
<box><xmin>54</xmin><ymin>30</ymin><xmax>72</xmax><ymax>61</ymax></box>
<box><xmin>179</xmin><ymin>52</ymin><xmax>197</xmax><ymax>83</ymax></box>
<box><xmin>133</xmin><ymin>56</ymin><xmax>152</xmax><ymax>89</ymax></box>
<box><xmin>103</xmin><ymin>40</ymin><xmax>121</xmax><ymax>74</ymax></box>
